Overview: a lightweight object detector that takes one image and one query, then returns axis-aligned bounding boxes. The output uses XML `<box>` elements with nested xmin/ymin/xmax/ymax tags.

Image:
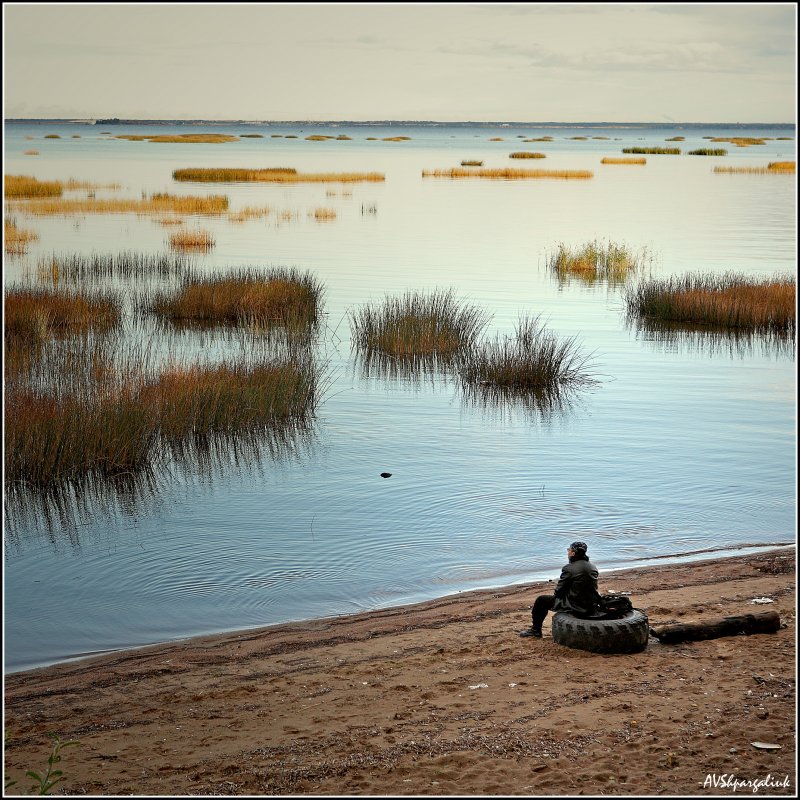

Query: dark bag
<box><xmin>598</xmin><ymin>593</ymin><xmax>633</xmax><ymax>618</ymax></box>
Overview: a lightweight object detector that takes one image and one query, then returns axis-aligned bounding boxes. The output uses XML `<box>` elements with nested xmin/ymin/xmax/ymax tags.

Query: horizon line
<box><xmin>4</xmin><ymin>118</ymin><xmax>796</xmax><ymax>127</ymax></box>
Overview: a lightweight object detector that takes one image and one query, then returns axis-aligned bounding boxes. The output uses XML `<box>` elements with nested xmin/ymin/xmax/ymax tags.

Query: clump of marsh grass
<box><xmin>39</xmin><ymin>252</ymin><xmax>195</xmax><ymax>282</ymax></box>
<box><xmin>4</xmin><ymin>219</ymin><xmax>39</xmax><ymax>255</ymax></box>
<box><xmin>311</xmin><ymin>208</ymin><xmax>336</xmax><ymax>222</ymax></box>
<box><xmin>459</xmin><ymin>316</ymin><xmax>595</xmax><ymax>405</ymax></box>
<box><xmin>64</xmin><ymin>178</ymin><xmax>122</xmax><ymax>191</ymax></box>
<box><xmin>601</xmin><ymin>157</ymin><xmax>646</xmax><ymax>165</ymax></box>
<box><xmin>524</xmin><ymin>137</ymin><xmax>553</xmax><ymax>142</ymax></box>
<box><xmin>155</xmin><ymin>215</ymin><xmax>185</xmax><ymax>225</ymax></box>
<box><xmin>10</xmin><ymin>193</ymin><xmax>229</xmax><ymax>216</ymax></box>
<box><xmin>174</xmin><ymin>167</ymin><xmax>297</xmax><ymax>182</ymax></box>
<box><xmin>168</xmin><ymin>229</ymin><xmax>215</xmax><ymax>252</ymax></box>
<box><xmin>227</xmin><ymin>206</ymin><xmax>273</xmax><ymax>223</ymax></box>
<box><xmin>305</xmin><ymin>135</ymin><xmax>334</xmax><ymax>141</ymax></box>
<box><xmin>5</xmin><ymin>286</ymin><xmax>121</xmax><ymax>348</ymax></box>
<box><xmin>548</xmin><ymin>240</ymin><xmax>647</xmax><ymax>286</ymax></box>
<box><xmin>336</xmin><ymin>135</ymin><xmax>352</xmax><ymax>140</ymax></box>
<box><xmin>712</xmin><ymin>161</ymin><xmax>795</xmax><ymax>175</ymax></box>
<box><xmin>5</xmin><ymin>380</ymin><xmax>158</xmax><ymax>488</ymax></box>
<box><xmin>460</xmin><ymin>160</ymin><xmax>484</xmax><ymax>166</ymax></box>
<box><xmin>172</xmin><ymin>167</ymin><xmax>383</xmax><ymax>183</ymax></box>
<box><xmin>687</xmin><ymin>148</ymin><xmax>727</xmax><ymax>156</ymax></box>
<box><xmin>382</xmin><ymin>136</ymin><xmax>411</xmax><ymax>142</ymax></box>
<box><xmin>147</xmin><ymin>268</ymin><xmax>322</xmax><ymax>330</ymax></box>
<box><xmin>621</xmin><ymin>147</ymin><xmax>681</xmax><ymax>155</ymax></box>
<box><xmin>665</xmin><ymin>136</ymin><xmax>685</xmax><ymax>141</ymax></box>
<box><xmin>115</xmin><ymin>133</ymin><xmax>239</xmax><ymax>143</ymax></box>
<box><xmin>625</xmin><ymin>272</ymin><xmax>795</xmax><ymax>338</ymax></box>
<box><xmin>138</xmin><ymin>359</ymin><xmax>320</xmax><ymax>440</ymax></box>
<box><xmin>488</xmin><ymin>137</ymin><xmax>504</xmax><ymax>141</ymax></box>
<box><xmin>421</xmin><ymin>168</ymin><xmax>593</xmax><ymax>180</ymax></box>
<box><xmin>710</xmin><ymin>137</ymin><xmax>766</xmax><ymax>147</ymax></box>
<box><xmin>241</xmin><ymin>134</ymin><xmax>265</xmax><ymax>138</ymax></box>
<box><xmin>350</xmin><ymin>289</ymin><xmax>490</xmax><ymax>364</ymax></box>
<box><xmin>44</xmin><ymin>134</ymin><xmax>61</xmax><ymax>139</ymax></box>
<box><xmin>23</xmin><ymin>150</ymin><xmax>39</xmax><ymax>156</ymax></box>
<box><xmin>5</xmin><ymin>175</ymin><xmax>64</xmax><ymax>198</ymax></box>
<box><xmin>509</xmin><ymin>151</ymin><xmax>546</xmax><ymax>159</ymax></box>
<box><xmin>569</xmin><ymin>136</ymin><xmax>588</xmax><ymax>140</ymax></box>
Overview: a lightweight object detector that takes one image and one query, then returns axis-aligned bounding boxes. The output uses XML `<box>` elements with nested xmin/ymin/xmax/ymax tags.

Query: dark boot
<box><xmin>519</xmin><ymin>626</ymin><xmax>542</xmax><ymax>638</ymax></box>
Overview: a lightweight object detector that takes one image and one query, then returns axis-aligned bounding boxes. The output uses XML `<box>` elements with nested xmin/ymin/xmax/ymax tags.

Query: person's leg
<box><xmin>520</xmin><ymin>594</ymin><xmax>555</xmax><ymax>637</ymax></box>
<box><xmin>532</xmin><ymin>594</ymin><xmax>555</xmax><ymax>630</ymax></box>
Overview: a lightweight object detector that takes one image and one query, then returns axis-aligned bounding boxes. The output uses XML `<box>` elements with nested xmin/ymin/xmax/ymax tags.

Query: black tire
<box><xmin>551</xmin><ymin>609</ymin><xmax>650</xmax><ymax>654</ymax></box>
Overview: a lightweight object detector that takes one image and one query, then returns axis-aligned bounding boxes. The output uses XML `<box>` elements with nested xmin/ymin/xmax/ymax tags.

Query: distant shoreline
<box><xmin>4</xmin><ymin>118</ymin><xmax>796</xmax><ymax>128</ymax></box>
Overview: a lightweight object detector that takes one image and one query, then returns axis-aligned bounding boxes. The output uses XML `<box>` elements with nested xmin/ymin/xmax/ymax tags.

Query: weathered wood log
<box><xmin>650</xmin><ymin>611</ymin><xmax>781</xmax><ymax>644</ymax></box>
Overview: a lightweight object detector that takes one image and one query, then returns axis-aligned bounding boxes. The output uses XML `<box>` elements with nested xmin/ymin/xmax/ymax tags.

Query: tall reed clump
<box><xmin>459</xmin><ymin>316</ymin><xmax>595</xmax><ymax>402</ymax></box>
<box><xmin>601</xmin><ymin>157</ymin><xmax>646</xmax><ymax>165</ymax></box>
<box><xmin>11</xmin><ymin>193</ymin><xmax>229</xmax><ymax>216</ymax></box>
<box><xmin>5</xmin><ymin>175</ymin><xmax>64</xmax><ymax>198</ymax></box>
<box><xmin>115</xmin><ymin>134</ymin><xmax>239</xmax><ymax>143</ymax></box>
<box><xmin>138</xmin><ymin>360</ymin><xmax>319</xmax><ymax>440</ymax></box>
<box><xmin>5</xmin><ymin>219</ymin><xmax>39</xmax><ymax>255</ymax></box>
<box><xmin>5</xmin><ymin>286</ymin><xmax>121</xmax><ymax>348</ymax></box>
<box><xmin>509</xmin><ymin>152</ymin><xmax>546</xmax><ymax>159</ymax></box>
<box><xmin>767</xmin><ymin>161</ymin><xmax>796</xmax><ymax>171</ymax></box>
<box><xmin>548</xmin><ymin>240</ymin><xmax>646</xmax><ymax>285</ymax></box>
<box><xmin>713</xmin><ymin>162</ymin><xmax>795</xmax><ymax>175</ymax></box>
<box><xmin>621</xmin><ymin>147</ymin><xmax>680</xmax><ymax>155</ymax></box>
<box><xmin>710</xmin><ymin>137</ymin><xmax>766</xmax><ymax>147</ymax></box>
<box><xmin>148</xmin><ymin>268</ymin><xmax>322</xmax><ymax>330</ymax></box>
<box><xmin>350</xmin><ymin>289</ymin><xmax>490</xmax><ymax>361</ymax></box>
<box><xmin>625</xmin><ymin>273</ymin><xmax>795</xmax><ymax>338</ymax></box>
<box><xmin>460</xmin><ymin>160</ymin><xmax>483</xmax><ymax>167</ymax></box>
<box><xmin>5</xmin><ymin>381</ymin><xmax>159</xmax><ymax>488</ymax></box>
<box><xmin>40</xmin><ymin>252</ymin><xmax>195</xmax><ymax>282</ymax></box>
<box><xmin>172</xmin><ymin>167</ymin><xmax>384</xmax><ymax>183</ymax></box>
<box><xmin>168</xmin><ymin>229</ymin><xmax>215</xmax><ymax>252</ymax></box>
<box><xmin>687</xmin><ymin>148</ymin><xmax>727</xmax><ymax>156</ymax></box>
<box><xmin>421</xmin><ymin>168</ymin><xmax>593</xmax><ymax>180</ymax></box>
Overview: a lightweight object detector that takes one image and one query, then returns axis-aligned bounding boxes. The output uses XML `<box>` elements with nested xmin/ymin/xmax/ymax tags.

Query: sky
<box><xmin>3</xmin><ymin>2</ymin><xmax>797</xmax><ymax>122</ymax></box>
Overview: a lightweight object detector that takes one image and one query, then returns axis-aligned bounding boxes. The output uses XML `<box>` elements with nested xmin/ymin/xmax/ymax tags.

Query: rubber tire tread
<box><xmin>551</xmin><ymin>609</ymin><xmax>650</xmax><ymax>654</ymax></box>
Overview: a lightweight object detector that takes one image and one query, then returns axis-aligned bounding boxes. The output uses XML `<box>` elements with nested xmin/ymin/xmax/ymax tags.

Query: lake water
<box><xmin>3</xmin><ymin>121</ymin><xmax>796</xmax><ymax>672</ymax></box>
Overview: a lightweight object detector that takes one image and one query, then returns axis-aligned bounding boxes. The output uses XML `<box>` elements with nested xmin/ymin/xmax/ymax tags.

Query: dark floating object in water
<box><xmin>380</xmin><ymin>472</ymin><xmax>392</xmax><ymax>478</ymax></box>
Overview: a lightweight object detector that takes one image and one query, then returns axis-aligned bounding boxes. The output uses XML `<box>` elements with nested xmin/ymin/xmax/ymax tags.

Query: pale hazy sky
<box><xmin>3</xmin><ymin>3</ymin><xmax>797</xmax><ymax>122</ymax></box>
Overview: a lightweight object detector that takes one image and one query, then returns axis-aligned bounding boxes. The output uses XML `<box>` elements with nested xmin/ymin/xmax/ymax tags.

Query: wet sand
<box><xmin>4</xmin><ymin>547</ymin><xmax>795</xmax><ymax>796</ymax></box>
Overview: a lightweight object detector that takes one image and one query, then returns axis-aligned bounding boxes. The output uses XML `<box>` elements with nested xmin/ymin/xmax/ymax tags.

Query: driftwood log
<box><xmin>650</xmin><ymin>611</ymin><xmax>781</xmax><ymax>644</ymax></box>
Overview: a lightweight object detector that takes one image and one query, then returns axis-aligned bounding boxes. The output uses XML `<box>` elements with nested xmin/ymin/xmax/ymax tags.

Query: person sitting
<box><xmin>519</xmin><ymin>541</ymin><xmax>600</xmax><ymax>638</ymax></box>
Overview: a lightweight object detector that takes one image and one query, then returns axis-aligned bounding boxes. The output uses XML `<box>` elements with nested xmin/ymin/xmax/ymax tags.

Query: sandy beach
<box><xmin>4</xmin><ymin>547</ymin><xmax>795</xmax><ymax>796</ymax></box>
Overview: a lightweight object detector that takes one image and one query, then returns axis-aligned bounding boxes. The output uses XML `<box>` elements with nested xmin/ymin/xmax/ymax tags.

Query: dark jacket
<box><xmin>552</xmin><ymin>556</ymin><xmax>600</xmax><ymax>616</ymax></box>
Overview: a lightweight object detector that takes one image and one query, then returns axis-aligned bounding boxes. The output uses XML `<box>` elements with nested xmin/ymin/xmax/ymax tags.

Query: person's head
<box><xmin>567</xmin><ymin>541</ymin><xmax>588</xmax><ymax>561</ymax></box>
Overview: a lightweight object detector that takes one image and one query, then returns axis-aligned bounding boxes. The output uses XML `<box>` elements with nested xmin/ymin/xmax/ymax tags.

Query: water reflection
<box><xmin>459</xmin><ymin>379</ymin><xmax>586</xmax><ymax>424</ymax></box>
<box><xmin>353</xmin><ymin>348</ymin><xmax>461</xmax><ymax>384</ymax></box>
<box><xmin>4</xmin><ymin>421</ymin><xmax>318</xmax><ymax>544</ymax></box>
<box><xmin>629</xmin><ymin>316</ymin><xmax>796</xmax><ymax>360</ymax></box>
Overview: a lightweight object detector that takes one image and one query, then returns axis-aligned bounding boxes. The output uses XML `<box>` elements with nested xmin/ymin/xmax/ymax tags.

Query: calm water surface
<box><xmin>3</xmin><ymin>122</ymin><xmax>796</xmax><ymax>671</ymax></box>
